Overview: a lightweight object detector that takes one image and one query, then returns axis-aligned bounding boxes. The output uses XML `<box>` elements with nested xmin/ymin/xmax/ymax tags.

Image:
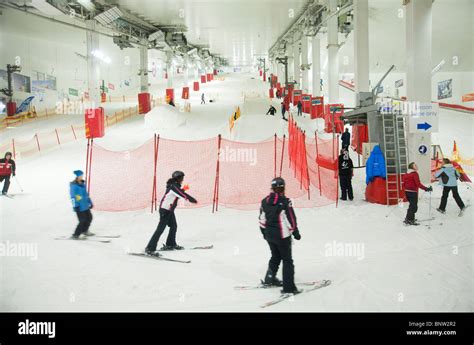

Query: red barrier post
<box><xmin>280</xmin><ymin>135</ymin><xmax>286</xmax><ymax>177</ymax></box>
<box><xmin>35</xmin><ymin>134</ymin><xmax>41</xmax><ymax>152</ymax></box>
<box><xmin>315</xmin><ymin>132</ymin><xmax>322</xmax><ymax>196</ymax></box>
<box><xmin>335</xmin><ymin>135</ymin><xmax>340</xmax><ymax>208</ymax></box>
<box><xmin>55</xmin><ymin>129</ymin><xmax>61</xmax><ymax>146</ymax></box>
<box><xmin>303</xmin><ymin>131</ymin><xmax>311</xmax><ymax>200</ymax></box>
<box><xmin>212</xmin><ymin>135</ymin><xmax>222</xmax><ymax>213</ymax></box>
<box><xmin>274</xmin><ymin>134</ymin><xmax>277</xmax><ymax>178</ymax></box>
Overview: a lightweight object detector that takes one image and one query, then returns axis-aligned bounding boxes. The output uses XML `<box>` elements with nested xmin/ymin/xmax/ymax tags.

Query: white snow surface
<box><xmin>0</xmin><ymin>73</ymin><xmax>472</xmax><ymax>312</ymax></box>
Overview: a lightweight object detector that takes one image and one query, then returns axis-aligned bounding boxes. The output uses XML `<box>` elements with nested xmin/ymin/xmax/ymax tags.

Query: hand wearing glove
<box><xmin>292</xmin><ymin>229</ymin><xmax>301</xmax><ymax>240</ymax></box>
<box><xmin>187</xmin><ymin>196</ymin><xmax>198</xmax><ymax>204</ymax></box>
<box><xmin>74</xmin><ymin>206</ymin><xmax>80</xmax><ymax>213</ymax></box>
<box><xmin>426</xmin><ymin>186</ymin><xmax>433</xmax><ymax>192</ymax></box>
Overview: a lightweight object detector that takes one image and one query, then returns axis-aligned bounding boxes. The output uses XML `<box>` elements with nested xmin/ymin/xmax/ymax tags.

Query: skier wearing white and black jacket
<box><xmin>145</xmin><ymin>171</ymin><xmax>197</xmax><ymax>255</ymax></box>
<box><xmin>259</xmin><ymin>177</ymin><xmax>301</xmax><ymax>294</ymax></box>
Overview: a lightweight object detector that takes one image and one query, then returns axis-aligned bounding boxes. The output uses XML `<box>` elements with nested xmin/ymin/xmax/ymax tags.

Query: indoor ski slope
<box><xmin>0</xmin><ymin>73</ymin><xmax>472</xmax><ymax>312</ymax></box>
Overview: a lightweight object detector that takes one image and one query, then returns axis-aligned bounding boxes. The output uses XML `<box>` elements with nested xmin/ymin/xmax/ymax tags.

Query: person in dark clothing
<box><xmin>435</xmin><ymin>158</ymin><xmax>466</xmax><ymax>214</ymax></box>
<box><xmin>341</xmin><ymin>128</ymin><xmax>350</xmax><ymax>150</ymax></box>
<box><xmin>69</xmin><ymin>170</ymin><xmax>94</xmax><ymax>239</ymax></box>
<box><xmin>168</xmin><ymin>98</ymin><xmax>175</xmax><ymax>107</ymax></box>
<box><xmin>281</xmin><ymin>102</ymin><xmax>287</xmax><ymax>120</ymax></box>
<box><xmin>145</xmin><ymin>171</ymin><xmax>197</xmax><ymax>255</ymax></box>
<box><xmin>201</xmin><ymin>93</ymin><xmax>205</xmax><ymax>104</ymax></box>
<box><xmin>402</xmin><ymin>162</ymin><xmax>432</xmax><ymax>225</ymax></box>
<box><xmin>338</xmin><ymin>149</ymin><xmax>354</xmax><ymax>201</ymax></box>
<box><xmin>259</xmin><ymin>177</ymin><xmax>301</xmax><ymax>294</ymax></box>
<box><xmin>266</xmin><ymin>105</ymin><xmax>277</xmax><ymax>116</ymax></box>
<box><xmin>297</xmin><ymin>100</ymin><xmax>303</xmax><ymax>116</ymax></box>
<box><xmin>0</xmin><ymin>152</ymin><xmax>16</xmax><ymax>195</ymax></box>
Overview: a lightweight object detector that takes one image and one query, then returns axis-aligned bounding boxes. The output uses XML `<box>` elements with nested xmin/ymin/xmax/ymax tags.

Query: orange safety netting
<box><xmin>88</xmin><ymin>130</ymin><xmax>339</xmax><ymax>212</ymax></box>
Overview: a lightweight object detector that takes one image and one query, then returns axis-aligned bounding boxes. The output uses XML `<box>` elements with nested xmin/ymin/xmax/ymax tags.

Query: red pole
<box><xmin>279</xmin><ymin>135</ymin><xmax>286</xmax><ymax>176</ymax></box>
<box><xmin>303</xmin><ymin>131</ymin><xmax>311</xmax><ymax>200</ymax></box>
<box><xmin>55</xmin><ymin>129</ymin><xmax>61</xmax><ymax>146</ymax></box>
<box><xmin>274</xmin><ymin>133</ymin><xmax>277</xmax><ymax>178</ymax></box>
<box><xmin>154</xmin><ymin>135</ymin><xmax>160</xmax><ymax>211</ymax></box>
<box><xmin>151</xmin><ymin>134</ymin><xmax>156</xmax><ymax>213</ymax></box>
<box><xmin>71</xmin><ymin>125</ymin><xmax>77</xmax><ymax>140</ymax></box>
<box><xmin>87</xmin><ymin>138</ymin><xmax>94</xmax><ymax>194</ymax></box>
<box><xmin>85</xmin><ymin>139</ymin><xmax>90</xmax><ymax>182</ymax></box>
<box><xmin>335</xmin><ymin>134</ymin><xmax>339</xmax><ymax>208</ymax></box>
<box><xmin>315</xmin><ymin>132</ymin><xmax>322</xmax><ymax>196</ymax></box>
<box><xmin>12</xmin><ymin>139</ymin><xmax>16</xmax><ymax>160</ymax></box>
<box><xmin>35</xmin><ymin>134</ymin><xmax>41</xmax><ymax>152</ymax></box>
<box><xmin>212</xmin><ymin>134</ymin><xmax>222</xmax><ymax>213</ymax></box>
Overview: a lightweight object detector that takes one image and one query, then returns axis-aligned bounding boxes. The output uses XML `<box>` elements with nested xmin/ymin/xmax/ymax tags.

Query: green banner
<box><xmin>68</xmin><ymin>88</ymin><xmax>78</xmax><ymax>96</ymax></box>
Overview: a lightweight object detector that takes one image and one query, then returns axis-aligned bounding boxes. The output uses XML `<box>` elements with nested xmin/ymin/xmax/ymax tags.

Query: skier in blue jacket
<box><xmin>435</xmin><ymin>158</ymin><xmax>466</xmax><ymax>214</ymax></box>
<box><xmin>70</xmin><ymin>170</ymin><xmax>94</xmax><ymax>239</ymax></box>
<box><xmin>365</xmin><ymin>145</ymin><xmax>386</xmax><ymax>184</ymax></box>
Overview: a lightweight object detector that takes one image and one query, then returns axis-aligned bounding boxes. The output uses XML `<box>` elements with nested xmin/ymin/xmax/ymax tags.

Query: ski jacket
<box><xmin>365</xmin><ymin>145</ymin><xmax>386</xmax><ymax>184</ymax></box>
<box><xmin>435</xmin><ymin>164</ymin><xmax>460</xmax><ymax>187</ymax></box>
<box><xmin>266</xmin><ymin>106</ymin><xmax>277</xmax><ymax>115</ymax></box>
<box><xmin>70</xmin><ymin>181</ymin><xmax>93</xmax><ymax>212</ymax></box>
<box><xmin>159</xmin><ymin>181</ymin><xmax>196</xmax><ymax>212</ymax></box>
<box><xmin>0</xmin><ymin>157</ymin><xmax>15</xmax><ymax>176</ymax></box>
<box><xmin>259</xmin><ymin>192</ymin><xmax>298</xmax><ymax>242</ymax></box>
<box><xmin>402</xmin><ymin>169</ymin><xmax>429</xmax><ymax>193</ymax></box>
<box><xmin>338</xmin><ymin>153</ymin><xmax>354</xmax><ymax>177</ymax></box>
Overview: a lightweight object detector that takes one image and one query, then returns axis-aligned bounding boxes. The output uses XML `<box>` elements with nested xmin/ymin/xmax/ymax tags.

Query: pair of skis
<box><xmin>127</xmin><ymin>245</ymin><xmax>214</xmax><ymax>264</ymax></box>
<box><xmin>236</xmin><ymin>280</ymin><xmax>332</xmax><ymax>308</ymax></box>
<box><xmin>54</xmin><ymin>234</ymin><xmax>121</xmax><ymax>243</ymax></box>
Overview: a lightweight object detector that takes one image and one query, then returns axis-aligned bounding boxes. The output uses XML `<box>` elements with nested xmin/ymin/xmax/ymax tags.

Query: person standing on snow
<box><xmin>266</xmin><ymin>105</ymin><xmax>277</xmax><ymax>116</ymax></box>
<box><xmin>435</xmin><ymin>158</ymin><xmax>466</xmax><ymax>215</ymax></box>
<box><xmin>201</xmin><ymin>93</ymin><xmax>205</xmax><ymax>104</ymax></box>
<box><xmin>0</xmin><ymin>152</ymin><xmax>16</xmax><ymax>195</ymax></box>
<box><xmin>259</xmin><ymin>177</ymin><xmax>301</xmax><ymax>294</ymax></box>
<box><xmin>70</xmin><ymin>170</ymin><xmax>94</xmax><ymax>239</ymax></box>
<box><xmin>341</xmin><ymin>128</ymin><xmax>351</xmax><ymax>150</ymax></box>
<box><xmin>281</xmin><ymin>102</ymin><xmax>287</xmax><ymax>120</ymax></box>
<box><xmin>338</xmin><ymin>149</ymin><xmax>354</xmax><ymax>201</ymax></box>
<box><xmin>297</xmin><ymin>100</ymin><xmax>303</xmax><ymax>116</ymax></box>
<box><xmin>145</xmin><ymin>171</ymin><xmax>197</xmax><ymax>255</ymax></box>
<box><xmin>402</xmin><ymin>162</ymin><xmax>432</xmax><ymax>225</ymax></box>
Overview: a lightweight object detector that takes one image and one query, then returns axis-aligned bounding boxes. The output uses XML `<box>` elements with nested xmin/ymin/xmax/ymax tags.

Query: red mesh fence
<box><xmin>88</xmin><ymin>130</ymin><xmax>339</xmax><ymax>212</ymax></box>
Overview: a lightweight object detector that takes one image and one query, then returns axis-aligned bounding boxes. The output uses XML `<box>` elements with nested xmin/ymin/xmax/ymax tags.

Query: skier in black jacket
<box><xmin>145</xmin><ymin>171</ymin><xmax>197</xmax><ymax>255</ymax></box>
<box><xmin>0</xmin><ymin>152</ymin><xmax>16</xmax><ymax>195</ymax></box>
<box><xmin>266</xmin><ymin>105</ymin><xmax>277</xmax><ymax>116</ymax></box>
<box><xmin>338</xmin><ymin>149</ymin><xmax>354</xmax><ymax>200</ymax></box>
<box><xmin>259</xmin><ymin>177</ymin><xmax>301</xmax><ymax>294</ymax></box>
<box><xmin>341</xmin><ymin>128</ymin><xmax>350</xmax><ymax>150</ymax></box>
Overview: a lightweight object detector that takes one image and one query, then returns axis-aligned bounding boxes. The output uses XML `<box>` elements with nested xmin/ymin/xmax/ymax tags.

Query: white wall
<box><xmin>0</xmin><ymin>8</ymin><xmax>143</xmax><ymax>111</ymax></box>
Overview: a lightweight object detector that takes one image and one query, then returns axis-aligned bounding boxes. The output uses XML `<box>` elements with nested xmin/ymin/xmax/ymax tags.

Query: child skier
<box><xmin>70</xmin><ymin>170</ymin><xmax>94</xmax><ymax>239</ymax></box>
<box><xmin>259</xmin><ymin>177</ymin><xmax>301</xmax><ymax>294</ymax></box>
<box><xmin>402</xmin><ymin>162</ymin><xmax>432</xmax><ymax>225</ymax></box>
<box><xmin>0</xmin><ymin>151</ymin><xmax>16</xmax><ymax>196</ymax></box>
<box><xmin>145</xmin><ymin>171</ymin><xmax>197</xmax><ymax>255</ymax></box>
<box><xmin>435</xmin><ymin>158</ymin><xmax>466</xmax><ymax>215</ymax></box>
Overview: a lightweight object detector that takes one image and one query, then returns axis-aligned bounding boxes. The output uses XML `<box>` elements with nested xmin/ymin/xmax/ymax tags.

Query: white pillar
<box><xmin>183</xmin><ymin>56</ymin><xmax>189</xmax><ymax>87</ymax></box>
<box><xmin>406</xmin><ymin>0</ymin><xmax>432</xmax><ymax>184</ymax></box>
<box><xmin>301</xmin><ymin>36</ymin><xmax>309</xmax><ymax>93</ymax></box>
<box><xmin>86</xmin><ymin>20</ymin><xmax>100</xmax><ymax>105</ymax></box>
<box><xmin>353</xmin><ymin>0</ymin><xmax>370</xmax><ymax>94</ymax></box>
<box><xmin>293</xmin><ymin>41</ymin><xmax>300</xmax><ymax>87</ymax></box>
<box><xmin>287</xmin><ymin>43</ymin><xmax>294</xmax><ymax>82</ymax></box>
<box><xmin>312</xmin><ymin>36</ymin><xmax>321</xmax><ymax>96</ymax></box>
<box><xmin>166</xmin><ymin>52</ymin><xmax>173</xmax><ymax>88</ymax></box>
<box><xmin>139</xmin><ymin>44</ymin><xmax>149</xmax><ymax>92</ymax></box>
<box><xmin>327</xmin><ymin>0</ymin><xmax>339</xmax><ymax>103</ymax></box>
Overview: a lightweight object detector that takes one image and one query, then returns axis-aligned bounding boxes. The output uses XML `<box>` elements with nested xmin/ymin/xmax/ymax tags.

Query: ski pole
<box><xmin>14</xmin><ymin>176</ymin><xmax>24</xmax><ymax>192</ymax></box>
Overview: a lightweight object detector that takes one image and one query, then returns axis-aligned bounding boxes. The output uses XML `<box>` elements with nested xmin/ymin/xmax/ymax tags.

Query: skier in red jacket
<box><xmin>402</xmin><ymin>162</ymin><xmax>432</xmax><ymax>225</ymax></box>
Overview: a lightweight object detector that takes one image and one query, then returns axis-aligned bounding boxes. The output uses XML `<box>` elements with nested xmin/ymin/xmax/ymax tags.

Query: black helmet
<box><xmin>271</xmin><ymin>177</ymin><xmax>285</xmax><ymax>188</ymax></box>
<box><xmin>172</xmin><ymin>171</ymin><xmax>185</xmax><ymax>179</ymax></box>
<box><xmin>5</xmin><ymin>151</ymin><xmax>12</xmax><ymax>158</ymax></box>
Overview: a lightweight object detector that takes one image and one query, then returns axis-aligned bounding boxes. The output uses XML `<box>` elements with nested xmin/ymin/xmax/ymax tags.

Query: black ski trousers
<box><xmin>74</xmin><ymin>210</ymin><xmax>93</xmax><ymax>237</ymax></box>
<box><xmin>146</xmin><ymin>209</ymin><xmax>178</xmax><ymax>251</ymax></box>
<box><xmin>339</xmin><ymin>175</ymin><xmax>353</xmax><ymax>200</ymax></box>
<box><xmin>0</xmin><ymin>175</ymin><xmax>11</xmax><ymax>194</ymax></box>
<box><xmin>267</xmin><ymin>237</ymin><xmax>296</xmax><ymax>292</ymax></box>
<box><xmin>405</xmin><ymin>191</ymin><xmax>418</xmax><ymax>222</ymax></box>
<box><xmin>438</xmin><ymin>186</ymin><xmax>465</xmax><ymax>211</ymax></box>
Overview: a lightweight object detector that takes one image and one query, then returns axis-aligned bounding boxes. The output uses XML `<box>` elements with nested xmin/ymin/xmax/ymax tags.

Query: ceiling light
<box><xmin>77</xmin><ymin>0</ymin><xmax>96</xmax><ymax>12</ymax></box>
<box><xmin>94</xmin><ymin>7</ymin><xmax>123</xmax><ymax>26</ymax></box>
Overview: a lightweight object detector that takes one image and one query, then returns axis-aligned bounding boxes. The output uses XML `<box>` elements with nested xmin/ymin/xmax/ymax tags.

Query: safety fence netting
<box><xmin>88</xmin><ymin>132</ymin><xmax>339</xmax><ymax>212</ymax></box>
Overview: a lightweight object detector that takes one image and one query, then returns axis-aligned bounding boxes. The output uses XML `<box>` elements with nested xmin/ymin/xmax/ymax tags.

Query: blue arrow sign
<box><xmin>417</xmin><ymin>122</ymin><xmax>432</xmax><ymax>131</ymax></box>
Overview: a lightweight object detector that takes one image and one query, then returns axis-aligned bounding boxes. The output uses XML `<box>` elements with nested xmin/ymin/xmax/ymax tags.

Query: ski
<box><xmin>159</xmin><ymin>244</ymin><xmax>213</xmax><ymax>251</ymax></box>
<box><xmin>93</xmin><ymin>235</ymin><xmax>121</xmax><ymax>238</ymax></box>
<box><xmin>127</xmin><ymin>252</ymin><xmax>191</xmax><ymax>264</ymax></box>
<box><xmin>417</xmin><ymin>217</ymin><xmax>436</xmax><ymax>222</ymax></box>
<box><xmin>235</xmin><ymin>280</ymin><xmax>323</xmax><ymax>290</ymax></box>
<box><xmin>260</xmin><ymin>280</ymin><xmax>331</xmax><ymax>308</ymax></box>
<box><xmin>54</xmin><ymin>236</ymin><xmax>111</xmax><ymax>243</ymax></box>
<box><xmin>1</xmin><ymin>194</ymin><xmax>14</xmax><ymax>199</ymax></box>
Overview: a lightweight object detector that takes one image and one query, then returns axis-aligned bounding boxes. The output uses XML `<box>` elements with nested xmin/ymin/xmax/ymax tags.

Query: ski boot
<box><xmin>83</xmin><ymin>231</ymin><xmax>95</xmax><ymax>236</ymax></box>
<box><xmin>71</xmin><ymin>235</ymin><xmax>85</xmax><ymax>240</ymax></box>
<box><xmin>161</xmin><ymin>244</ymin><xmax>184</xmax><ymax>251</ymax></box>
<box><xmin>263</xmin><ymin>269</ymin><xmax>283</xmax><ymax>287</ymax></box>
<box><xmin>280</xmin><ymin>286</ymin><xmax>301</xmax><ymax>295</ymax></box>
<box><xmin>145</xmin><ymin>248</ymin><xmax>162</xmax><ymax>257</ymax></box>
<box><xmin>403</xmin><ymin>219</ymin><xmax>419</xmax><ymax>226</ymax></box>
<box><xmin>436</xmin><ymin>208</ymin><xmax>446</xmax><ymax>214</ymax></box>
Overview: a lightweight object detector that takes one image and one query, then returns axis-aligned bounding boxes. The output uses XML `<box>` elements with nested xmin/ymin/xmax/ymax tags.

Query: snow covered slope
<box><xmin>0</xmin><ymin>73</ymin><xmax>472</xmax><ymax>312</ymax></box>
